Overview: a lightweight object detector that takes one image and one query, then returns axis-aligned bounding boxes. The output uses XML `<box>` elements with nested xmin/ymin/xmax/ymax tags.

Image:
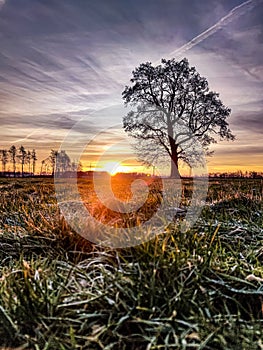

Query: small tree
<box><xmin>9</xmin><ymin>145</ymin><xmax>17</xmax><ymax>177</ymax></box>
<box><xmin>27</xmin><ymin>150</ymin><xmax>31</xmax><ymax>174</ymax></box>
<box><xmin>31</xmin><ymin>149</ymin><xmax>37</xmax><ymax>175</ymax></box>
<box><xmin>49</xmin><ymin>149</ymin><xmax>58</xmax><ymax>176</ymax></box>
<box><xmin>18</xmin><ymin>145</ymin><xmax>27</xmax><ymax>177</ymax></box>
<box><xmin>71</xmin><ymin>160</ymin><xmax>78</xmax><ymax>172</ymax></box>
<box><xmin>0</xmin><ymin>149</ymin><xmax>8</xmax><ymax>173</ymax></box>
<box><xmin>122</xmin><ymin>58</ymin><xmax>235</xmax><ymax>177</ymax></box>
<box><xmin>78</xmin><ymin>161</ymin><xmax>83</xmax><ymax>172</ymax></box>
<box><xmin>60</xmin><ymin>150</ymin><xmax>71</xmax><ymax>173</ymax></box>
<box><xmin>40</xmin><ymin>160</ymin><xmax>45</xmax><ymax>175</ymax></box>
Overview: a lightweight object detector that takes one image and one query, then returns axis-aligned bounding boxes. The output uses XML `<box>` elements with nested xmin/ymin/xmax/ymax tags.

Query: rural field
<box><xmin>0</xmin><ymin>176</ymin><xmax>262</xmax><ymax>349</ymax></box>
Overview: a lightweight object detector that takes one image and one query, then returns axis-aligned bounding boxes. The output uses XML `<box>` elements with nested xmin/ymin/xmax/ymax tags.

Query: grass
<box><xmin>0</xmin><ymin>176</ymin><xmax>262</xmax><ymax>349</ymax></box>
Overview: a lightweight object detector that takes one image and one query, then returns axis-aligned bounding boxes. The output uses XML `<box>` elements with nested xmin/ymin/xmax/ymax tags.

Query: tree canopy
<box><xmin>122</xmin><ymin>58</ymin><xmax>235</xmax><ymax>177</ymax></box>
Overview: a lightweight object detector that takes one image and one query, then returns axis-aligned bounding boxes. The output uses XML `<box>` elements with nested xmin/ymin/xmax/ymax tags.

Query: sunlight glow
<box><xmin>96</xmin><ymin>160</ymin><xmax>148</xmax><ymax>175</ymax></box>
<box><xmin>101</xmin><ymin>161</ymin><xmax>123</xmax><ymax>175</ymax></box>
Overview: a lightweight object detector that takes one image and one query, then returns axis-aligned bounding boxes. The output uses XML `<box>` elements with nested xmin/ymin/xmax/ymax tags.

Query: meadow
<box><xmin>0</xmin><ymin>176</ymin><xmax>262</xmax><ymax>349</ymax></box>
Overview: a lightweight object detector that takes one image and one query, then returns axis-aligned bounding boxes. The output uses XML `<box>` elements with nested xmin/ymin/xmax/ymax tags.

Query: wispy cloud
<box><xmin>0</xmin><ymin>0</ymin><xmax>262</xmax><ymax>171</ymax></box>
<box><xmin>168</xmin><ymin>0</ymin><xmax>263</xmax><ymax>59</ymax></box>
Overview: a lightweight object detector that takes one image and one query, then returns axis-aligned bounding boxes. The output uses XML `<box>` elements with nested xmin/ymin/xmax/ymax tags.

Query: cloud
<box><xmin>231</xmin><ymin>111</ymin><xmax>263</xmax><ymax>133</ymax></box>
<box><xmin>198</xmin><ymin>24</ymin><xmax>263</xmax><ymax>84</ymax></box>
<box><xmin>167</xmin><ymin>0</ymin><xmax>263</xmax><ymax>59</ymax></box>
<box><xmin>0</xmin><ymin>0</ymin><xmax>262</xmax><ymax>172</ymax></box>
<box><xmin>0</xmin><ymin>108</ymin><xmax>101</xmax><ymax>150</ymax></box>
<box><xmin>215</xmin><ymin>144</ymin><xmax>263</xmax><ymax>155</ymax></box>
<box><xmin>0</xmin><ymin>0</ymin><xmax>6</xmax><ymax>10</ymax></box>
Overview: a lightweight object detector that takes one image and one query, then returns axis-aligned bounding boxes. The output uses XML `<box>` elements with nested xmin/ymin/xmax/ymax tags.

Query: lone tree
<box><xmin>122</xmin><ymin>58</ymin><xmax>235</xmax><ymax>177</ymax></box>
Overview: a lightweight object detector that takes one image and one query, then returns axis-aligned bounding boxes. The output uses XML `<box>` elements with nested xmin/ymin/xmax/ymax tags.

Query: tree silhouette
<box><xmin>27</xmin><ymin>150</ymin><xmax>31</xmax><ymax>174</ymax></box>
<box><xmin>49</xmin><ymin>149</ymin><xmax>58</xmax><ymax>176</ymax></box>
<box><xmin>9</xmin><ymin>145</ymin><xmax>17</xmax><ymax>177</ymax></box>
<box><xmin>40</xmin><ymin>159</ymin><xmax>45</xmax><ymax>175</ymax></box>
<box><xmin>122</xmin><ymin>58</ymin><xmax>235</xmax><ymax>177</ymax></box>
<box><xmin>0</xmin><ymin>149</ymin><xmax>8</xmax><ymax>173</ymax></box>
<box><xmin>48</xmin><ymin>149</ymin><xmax>71</xmax><ymax>176</ymax></box>
<box><xmin>18</xmin><ymin>145</ymin><xmax>27</xmax><ymax>177</ymax></box>
<box><xmin>59</xmin><ymin>150</ymin><xmax>71</xmax><ymax>173</ymax></box>
<box><xmin>31</xmin><ymin>149</ymin><xmax>37</xmax><ymax>175</ymax></box>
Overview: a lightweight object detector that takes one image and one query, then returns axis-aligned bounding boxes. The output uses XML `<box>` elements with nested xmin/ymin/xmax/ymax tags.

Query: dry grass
<box><xmin>0</xmin><ymin>176</ymin><xmax>262</xmax><ymax>349</ymax></box>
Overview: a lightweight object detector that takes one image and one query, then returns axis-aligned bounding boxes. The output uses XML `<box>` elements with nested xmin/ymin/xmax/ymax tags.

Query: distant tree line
<box><xmin>0</xmin><ymin>145</ymin><xmax>37</xmax><ymax>177</ymax></box>
<box><xmin>209</xmin><ymin>170</ymin><xmax>263</xmax><ymax>179</ymax></box>
<box><xmin>0</xmin><ymin>146</ymin><xmax>81</xmax><ymax>178</ymax></box>
<box><xmin>40</xmin><ymin>149</ymin><xmax>81</xmax><ymax>177</ymax></box>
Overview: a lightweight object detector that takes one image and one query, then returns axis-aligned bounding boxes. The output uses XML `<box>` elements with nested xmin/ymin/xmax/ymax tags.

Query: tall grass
<box><xmin>0</xmin><ymin>177</ymin><xmax>262</xmax><ymax>349</ymax></box>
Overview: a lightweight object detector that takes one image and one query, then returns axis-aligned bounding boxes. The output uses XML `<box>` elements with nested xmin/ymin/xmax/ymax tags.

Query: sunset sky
<box><xmin>0</xmin><ymin>0</ymin><xmax>262</xmax><ymax>174</ymax></box>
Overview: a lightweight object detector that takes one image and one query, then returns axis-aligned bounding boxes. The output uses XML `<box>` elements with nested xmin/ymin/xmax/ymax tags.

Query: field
<box><xmin>0</xmin><ymin>176</ymin><xmax>262</xmax><ymax>349</ymax></box>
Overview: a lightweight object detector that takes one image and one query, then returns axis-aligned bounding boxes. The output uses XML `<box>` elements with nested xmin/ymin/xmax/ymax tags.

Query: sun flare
<box><xmin>102</xmin><ymin>161</ymin><xmax>122</xmax><ymax>175</ymax></box>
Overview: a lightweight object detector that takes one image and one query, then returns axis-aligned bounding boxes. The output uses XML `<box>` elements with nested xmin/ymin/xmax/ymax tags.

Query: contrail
<box><xmin>167</xmin><ymin>0</ymin><xmax>263</xmax><ymax>59</ymax></box>
<box><xmin>11</xmin><ymin>128</ymin><xmax>43</xmax><ymax>144</ymax></box>
<box><xmin>7</xmin><ymin>0</ymin><xmax>263</xmax><ymax>146</ymax></box>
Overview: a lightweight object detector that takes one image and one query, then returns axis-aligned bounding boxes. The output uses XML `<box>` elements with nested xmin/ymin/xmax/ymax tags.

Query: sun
<box><xmin>102</xmin><ymin>161</ymin><xmax>122</xmax><ymax>176</ymax></box>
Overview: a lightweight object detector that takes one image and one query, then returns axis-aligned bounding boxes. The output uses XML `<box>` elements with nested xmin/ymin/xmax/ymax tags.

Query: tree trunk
<box><xmin>170</xmin><ymin>150</ymin><xmax>180</xmax><ymax>178</ymax></box>
<box><xmin>169</xmin><ymin>136</ymin><xmax>180</xmax><ymax>179</ymax></box>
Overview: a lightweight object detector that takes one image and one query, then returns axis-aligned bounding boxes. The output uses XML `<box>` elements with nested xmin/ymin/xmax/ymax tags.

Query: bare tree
<box><xmin>40</xmin><ymin>159</ymin><xmax>45</xmax><ymax>175</ymax></box>
<box><xmin>59</xmin><ymin>150</ymin><xmax>71</xmax><ymax>173</ymax></box>
<box><xmin>122</xmin><ymin>58</ymin><xmax>235</xmax><ymax>177</ymax></box>
<box><xmin>18</xmin><ymin>145</ymin><xmax>27</xmax><ymax>177</ymax></box>
<box><xmin>71</xmin><ymin>160</ymin><xmax>78</xmax><ymax>172</ymax></box>
<box><xmin>0</xmin><ymin>149</ymin><xmax>8</xmax><ymax>174</ymax></box>
<box><xmin>49</xmin><ymin>149</ymin><xmax>58</xmax><ymax>176</ymax></box>
<box><xmin>27</xmin><ymin>150</ymin><xmax>31</xmax><ymax>174</ymax></box>
<box><xmin>31</xmin><ymin>149</ymin><xmax>37</xmax><ymax>175</ymax></box>
<box><xmin>9</xmin><ymin>145</ymin><xmax>17</xmax><ymax>177</ymax></box>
